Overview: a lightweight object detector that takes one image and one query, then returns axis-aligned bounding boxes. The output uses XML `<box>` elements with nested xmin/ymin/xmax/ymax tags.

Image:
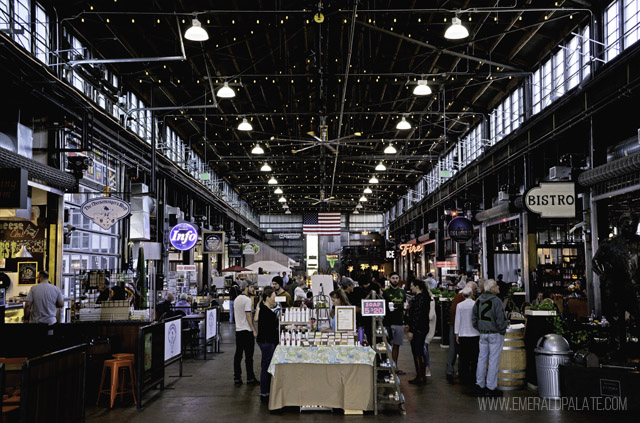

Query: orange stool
<box><xmin>112</xmin><ymin>353</ymin><xmax>136</xmax><ymax>386</ymax></box>
<box><xmin>96</xmin><ymin>359</ymin><xmax>137</xmax><ymax>408</ymax></box>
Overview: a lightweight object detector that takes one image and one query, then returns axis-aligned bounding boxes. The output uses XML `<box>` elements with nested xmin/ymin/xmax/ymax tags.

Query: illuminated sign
<box><xmin>399</xmin><ymin>243</ymin><xmax>423</xmax><ymax>256</ymax></box>
<box><xmin>447</xmin><ymin>217</ymin><xmax>474</xmax><ymax>243</ymax></box>
<box><xmin>386</xmin><ymin>250</ymin><xmax>395</xmax><ymax>259</ymax></box>
<box><xmin>326</xmin><ymin>254</ymin><xmax>339</xmax><ymax>267</ymax></box>
<box><xmin>169</xmin><ymin>223</ymin><xmax>199</xmax><ymax>251</ymax></box>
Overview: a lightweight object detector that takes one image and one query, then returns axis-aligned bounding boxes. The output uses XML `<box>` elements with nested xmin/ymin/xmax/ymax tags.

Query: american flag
<box><xmin>303</xmin><ymin>212</ymin><xmax>341</xmax><ymax>236</ymax></box>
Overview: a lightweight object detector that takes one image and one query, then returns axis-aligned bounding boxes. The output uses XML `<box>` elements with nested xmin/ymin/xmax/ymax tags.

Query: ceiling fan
<box><xmin>272</xmin><ymin>122</ymin><xmax>372</xmax><ymax>154</ymax></box>
<box><xmin>304</xmin><ymin>188</ymin><xmax>348</xmax><ymax>205</ymax></box>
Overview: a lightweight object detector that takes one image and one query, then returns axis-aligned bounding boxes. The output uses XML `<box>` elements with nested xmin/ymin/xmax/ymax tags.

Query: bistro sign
<box><xmin>524</xmin><ymin>182</ymin><xmax>576</xmax><ymax>218</ymax></box>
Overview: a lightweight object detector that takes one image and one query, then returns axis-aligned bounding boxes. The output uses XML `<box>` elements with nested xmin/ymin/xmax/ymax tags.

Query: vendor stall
<box><xmin>268</xmin><ymin>344</ymin><xmax>376</xmax><ymax>411</ymax></box>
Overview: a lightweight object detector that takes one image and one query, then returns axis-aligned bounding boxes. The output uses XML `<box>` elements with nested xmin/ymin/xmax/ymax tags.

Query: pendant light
<box><xmin>274</xmin><ymin>187</ymin><xmax>283</xmax><ymax>194</ymax></box>
<box><xmin>285</xmin><ymin>209</ymin><xmax>291</xmax><ymax>214</ymax></box>
<box><xmin>14</xmin><ymin>245</ymin><xmax>32</xmax><ymax>258</ymax></box>
<box><xmin>359</xmin><ymin>196</ymin><xmax>368</xmax><ymax>202</ymax></box>
<box><xmin>355</xmin><ymin>203</ymin><xmax>363</xmax><ymax>209</ymax></box>
<box><xmin>184</xmin><ymin>18</ymin><xmax>209</xmax><ymax>41</ymax></box>
<box><xmin>364</xmin><ymin>187</ymin><xmax>373</xmax><ymax>194</ymax></box>
<box><xmin>268</xmin><ymin>177</ymin><xmax>278</xmax><ymax>185</ymax></box>
<box><xmin>278</xmin><ymin>196</ymin><xmax>287</xmax><ymax>203</ymax></box>
<box><xmin>282</xmin><ymin>203</ymin><xmax>289</xmax><ymax>209</ymax></box>
<box><xmin>396</xmin><ymin>116</ymin><xmax>411</xmax><ymax>130</ymax></box>
<box><xmin>251</xmin><ymin>143</ymin><xmax>264</xmax><ymax>155</ymax></box>
<box><xmin>413</xmin><ymin>80</ymin><xmax>432</xmax><ymax>96</ymax></box>
<box><xmin>260</xmin><ymin>163</ymin><xmax>272</xmax><ymax>172</ymax></box>
<box><xmin>444</xmin><ymin>17</ymin><xmax>469</xmax><ymax>40</ymax></box>
<box><xmin>384</xmin><ymin>143</ymin><xmax>397</xmax><ymax>154</ymax></box>
<box><xmin>369</xmin><ymin>176</ymin><xmax>379</xmax><ymax>184</ymax></box>
<box><xmin>238</xmin><ymin>118</ymin><xmax>253</xmax><ymax>131</ymax></box>
<box><xmin>375</xmin><ymin>162</ymin><xmax>386</xmax><ymax>171</ymax></box>
<box><xmin>216</xmin><ymin>82</ymin><xmax>235</xmax><ymax>98</ymax></box>
<box><xmin>353</xmin><ymin>209</ymin><xmax>360</xmax><ymax>214</ymax></box>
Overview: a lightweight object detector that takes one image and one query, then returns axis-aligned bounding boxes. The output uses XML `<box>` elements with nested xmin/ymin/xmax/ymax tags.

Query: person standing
<box><xmin>24</xmin><ymin>270</ymin><xmax>64</xmax><ymax>325</ymax></box>
<box><xmin>234</xmin><ymin>280</ymin><xmax>259</xmax><ymax>386</ymax></box>
<box><xmin>424</xmin><ymin>273</ymin><xmax>438</xmax><ymax>290</ymax></box>
<box><xmin>454</xmin><ymin>283</ymin><xmax>480</xmax><ymax>384</ymax></box>
<box><xmin>423</xmin><ymin>285</ymin><xmax>437</xmax><ymax>377</ymax></box>
<box><xmin>446</xmin><ymin>285</ymin><xmax>466</xmax><ymax>383</ymax></box>
<box><xmin>406</xmin><ymin>279</ymin><xmax>430</xmax><ymax>385</ymax></box>
<box><xmin>472</xmin><ymin>279</ymin><xmax>508</xmax><ymax>397</ymax></box>
<box><xmin>255</xmin><ymin>287</ymin><xmax>279</xmax><ymax>402</ymax></box>
<box><xmin>271</xmin><ymin>276</ymin><xmax>291</xmax><ymax>307</ymax></box>
<box><xmin>382</xmin><ymin>272</ymin><xmax>407</xmax><ymax>374</ymax></box>
<box><xmin>228</xmin><ymin>280</ymin><xmax>240</xmax><ymax>323</ymax></box>
<box><xmin>282</xmin><ymin>271</ymin><xmax>290</xmax><ymax>286</ymax></box>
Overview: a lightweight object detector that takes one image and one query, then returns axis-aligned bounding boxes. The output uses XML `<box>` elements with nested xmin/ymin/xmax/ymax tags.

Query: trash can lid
<box><xmin>535</xmin><ymin>333</ymin><xmax>572</xmax><ymax>355</ymax></box>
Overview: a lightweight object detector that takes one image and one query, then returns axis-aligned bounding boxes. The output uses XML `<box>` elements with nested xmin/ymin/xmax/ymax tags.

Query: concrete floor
<box><xmin>86</xmin><ymin>323</ymin><xmax>635</xmax><ymax>422</ymax></box>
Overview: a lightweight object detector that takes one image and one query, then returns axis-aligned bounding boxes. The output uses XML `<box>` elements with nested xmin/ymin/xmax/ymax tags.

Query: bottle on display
<box><xmin>280</xmin><ymin>330</ymin><xmax>286</xmax><ymax>345</ymax></box>
<box><xmin>295</xmin><ymin>330</ymin><xmax>301</xmax><ymax>346</ymax></box>
<box><xmin>285</xmin><ymin>329</ymin><xmax>291</xmax><ymax>346</ymax></box>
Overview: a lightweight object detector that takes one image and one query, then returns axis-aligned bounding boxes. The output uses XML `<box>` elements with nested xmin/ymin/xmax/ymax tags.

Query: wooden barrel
<box><xmin>498</xmin><ymin>326</ymin><xmax>526</xmax><ymax>390</ymax></box>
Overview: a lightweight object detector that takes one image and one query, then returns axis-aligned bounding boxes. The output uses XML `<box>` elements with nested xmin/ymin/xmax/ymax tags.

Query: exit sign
<box><xmin>361</xmin><ymin>299</ymin><xmax>386</xmax><ymax>316</ymax></box>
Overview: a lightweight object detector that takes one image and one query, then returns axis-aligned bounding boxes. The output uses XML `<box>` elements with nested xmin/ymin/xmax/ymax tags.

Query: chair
<box><xmin>96</xmin><ymin>359</ymin><xmax>137</xmax><ymax>408</ymax></box>
<box><xmin>1</xmin><ymin>362</ymin><xmax>20</xmax><ymax>423</ymax></box>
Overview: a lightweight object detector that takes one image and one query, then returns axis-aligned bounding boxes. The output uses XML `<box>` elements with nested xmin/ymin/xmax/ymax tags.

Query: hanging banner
<box><xmin>228</xmin><ymin>242</ymin><xmax>242</xmax><ymax>258</ymax></box>
<box><xmin>447</xmin><ymin>217</ymin><xmax>474</xmax><ymax>243</ymax></box>
<box><xmin>81</xmin><ymin>197</ymin><xmax>131</xmax><ymax>230</ymax></box>
<box><xmin>523</xmin><ymin>182</ymin><xmax>576</xmax><ymax>218</ymax></box>
<box><xmin>242</xmin><ymin>243</ymin><xmax>260</xmax><ymax>255</ymax></box>
<box><xmin>203</xmin><ymin>231</ymin><xmax>225</xmax><ymax>254</ymax></box>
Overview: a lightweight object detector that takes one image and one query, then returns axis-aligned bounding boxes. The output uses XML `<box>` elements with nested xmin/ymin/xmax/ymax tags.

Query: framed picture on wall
<box><xmin>18</xmin><ymin>262</ymin><xmax>38</xmax><ymax>285</ymax></box>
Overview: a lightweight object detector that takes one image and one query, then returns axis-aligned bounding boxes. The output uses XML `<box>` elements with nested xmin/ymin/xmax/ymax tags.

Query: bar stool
<box><xmin>96</xmin><ymin>359</ymin><xmax>137</xmax><ymax>408</ymax></box>
<box><xmin>112</xmin><ymin>353</ymin><xmax>136</xmax><ymax>385</ymax></box>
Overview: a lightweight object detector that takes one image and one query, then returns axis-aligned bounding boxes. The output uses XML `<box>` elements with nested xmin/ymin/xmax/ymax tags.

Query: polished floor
<box><xmin>85</xmin><ymin>323</ymin><xmax>635</xmax><ymax>422</ymax></box>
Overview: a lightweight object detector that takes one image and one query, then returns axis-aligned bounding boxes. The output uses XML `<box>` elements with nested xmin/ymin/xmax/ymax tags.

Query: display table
<box><xmin>268</xmin><ymin>345</ymin><xmax>376</xmax><ymax>411</ymax></box>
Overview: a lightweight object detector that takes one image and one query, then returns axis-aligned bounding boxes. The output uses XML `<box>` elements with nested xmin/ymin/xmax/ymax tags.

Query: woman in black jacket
<box><xmin>255</xmin><ymin>287</ymin><xmax>280</xmax><ymax>401</ymax></box>
<box><xmin>406</xmin><ymin>279</ymin><xmax>430</xmax><ymax>385</ymax></box>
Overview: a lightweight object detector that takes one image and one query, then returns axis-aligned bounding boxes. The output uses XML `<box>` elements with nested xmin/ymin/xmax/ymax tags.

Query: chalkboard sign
<box><xmin>0</xmin><ymin>214</ymin><xmax>46</xmax><ymax>272</ymax></box>
<box><xmin>361</xmin><ymin>299</ymin><xmax>386</xmax><ymax>316</ymax></box>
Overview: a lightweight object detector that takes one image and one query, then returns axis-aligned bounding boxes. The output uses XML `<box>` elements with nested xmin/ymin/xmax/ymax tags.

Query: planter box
<box><xmin>525</xmin><ymin>310</ymin><xmax>557</xmax><ymax>316</ymax></box>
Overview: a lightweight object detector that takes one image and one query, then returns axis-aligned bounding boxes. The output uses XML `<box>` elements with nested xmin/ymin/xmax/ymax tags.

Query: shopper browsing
<box><xmin>23</xmin><ymin>270</ymin><xmax>63</xmax><ymax>325</ymax></box>
<box><xmin>454</xmin><ymin>283</ymin><xmax>480</xmax><ymax>384</ymax></box>
<box><xmin>328</xmin><ymin>289</ymin><xmax>350</xmax><ymax>331</ymax></box>
<box><xmin>271</xmin><ymin>276</ymin><xmax>292</xmax><ymax>307</ymax></box>
<box><xmin>472</xmin><ymin>279</ymin><xmax>508</xmax><ymax>397</ymax></box>
<box><xmin>424</xmin><ymin>273</ymin><xmax>438</xmax><ymax>290</ymax></box>
<box><xmin>255</xmin><ymin>287</ymin><xmax>280</xmax><ymax>402</ymax></box>
<box><xmin>382</xmin><ymin>272</ymin><xmax>406</xmax><ymax>375</ymax></box>
<box><xmin>406</xmin><ymin>279</ymin><xmax>430</xmax><ymax>385</ymax></box>
<box><xmin>174</xmin><ymin>293</ymin><xmax>192</xmax><ymax>316</ymax></box>
<box><xmin>233</xmin><ymin>280</ymin><xmax>259</xmax><ymax>386</ymax></box>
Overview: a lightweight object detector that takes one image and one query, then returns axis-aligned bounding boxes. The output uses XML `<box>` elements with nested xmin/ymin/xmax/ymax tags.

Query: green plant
<box><xmin>508</xmin><ymin>286</ymin><xmax>524</xmax><ymax>297</ymax></box>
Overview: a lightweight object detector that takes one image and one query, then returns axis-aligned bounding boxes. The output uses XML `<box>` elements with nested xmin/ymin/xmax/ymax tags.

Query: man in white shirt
<box><xmin>233</xmin><ymin>280</ymin><xmax>259</xmax><ymax>386</ymax></box>
<box><xmin>24</xmin><ymin>270</ymin><xmax>64</xmax><ymax>325</ymax></box>
<box><xmin>454</xmin><ymin>283</ymin><xmax>480</xmax><ymax>385</ymax></box>
<box><xmin>424</xmin><ymin>273</ymin><xmax>438</xmax><ymax>290</ymax></box>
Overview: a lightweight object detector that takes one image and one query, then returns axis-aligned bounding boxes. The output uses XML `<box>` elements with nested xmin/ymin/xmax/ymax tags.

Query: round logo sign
<box><xmin>447</xmin><ymin>217</ymin><xmax>474</xmax><ymax>243</ymax></box>
<box><xmin>169</xmin><ymin>223</ymin><xmax>199</xmax><ymax>251</ymax></box>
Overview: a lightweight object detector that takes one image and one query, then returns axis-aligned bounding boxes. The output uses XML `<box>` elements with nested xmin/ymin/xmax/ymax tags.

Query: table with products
<box><xmin>268</xmin><ymin>340</ymin><xmax>376</xmax><ymax>411</ymax></box>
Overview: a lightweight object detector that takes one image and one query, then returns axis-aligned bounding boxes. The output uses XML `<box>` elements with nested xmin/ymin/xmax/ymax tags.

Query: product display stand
<box><xmin>371</xmin><ymin>317</ymin><xmax>405</xmax><ymax>416</ymax></box>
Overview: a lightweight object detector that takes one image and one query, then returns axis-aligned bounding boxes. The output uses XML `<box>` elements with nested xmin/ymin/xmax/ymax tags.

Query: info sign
<box><xmin>361</xmin><ymin>299</ymin><xmax>386</xmax><ymax>316</ymax></box>
<box><xmin>169</xmin><ymin>223</ymin><xmax>199</xmax><ymax>251</ymax></box>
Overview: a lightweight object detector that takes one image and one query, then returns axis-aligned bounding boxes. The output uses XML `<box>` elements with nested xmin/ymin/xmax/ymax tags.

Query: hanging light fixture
<box><xmin>359</xmin><ymin>196</ymin><xmax>368</xmax><ymax>202</ymax></box>
<box><xmin>444</xmin><ymin>17</ymin><xmax>469</xmax><ymax>40</ymax></box>
<box><xmin>278</xmin><ymin>196</ymin><xmax>287</xmax><ymax>203</ymax></box>
<box><xmin>216</xmin><ymin>82</ymin><xmax>235</xmax><ymax>98</ymax></box>
<box><xmin>282</xmin><ymin>203</ymin><xmax>289</xmax><ymax>209</ymax></box>
<box><xmin>238</xmin><ymin>118</ymin><xmax>253</xmax><ymax>131</ymax></box>
<box><xmin>396</xmin><ymin>116</ymin><xmax>411</xmax><ymax>130</ymax></box>
<box><xmin>274</xmin><ymin>187</ymin><xmax>283</xmax><ymax>194</ymax></box>
<box><xmin>251</xmin><ymin>143</ymin><xmax>264</xmax><ymax>154</ymax></box>
<box><xmin>268</xmin><ymin>176</ymin><xmax>278</xmax><ymax>185</ymax></box>
<box><xmin>184</xmin><ymin>18</ymin><xmax>209</xmax><ymax>41</ymax></box>
<box><xmin>14</xmin><ymin>245</ymin><xmax>32</xmax><ymax>258</ymax></box>
<box><xmin>413</xmin><ymin>80</ymin><xmax>432</xmax><ymax>96</ymax></box>
<box><xmin>384</xmin><ymin>143</ymin><xmax>397</xmax><ymax>154</ymax></box>
<box><xmin>369</xmin><ymin>176</ymin><xmax>379</xmax><ymax>184</ymax></box>
<box><xmin>364</xmin><ymin>187</ymin><xmax>373</xmax><ymax>194</ymax></box>
<box><xmin>375</xmin><ymin>162</ymin><xmax>386</xmax><ymax>171</ymax></box>
<box><xmin>353</xmin><ymin>209</ymin><xmax>360</xmax><ymax>215</ymax></box>
<box><xmin>260</xmin><ymin>163</ymin><xmax>272</xmax><ymax>172</ymax></box>
<box><xmin>285</xmin><ymin>209</ymin><xmax>291</xmax><ymax>214</ymax></box>
<box><xmin>355</xmin><ymin>203</ymin><xmax>363</xmax><ymax>209</ymax></box>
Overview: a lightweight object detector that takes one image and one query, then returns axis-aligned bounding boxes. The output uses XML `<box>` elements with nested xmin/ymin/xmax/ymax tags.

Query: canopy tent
<box><xmin>246</xmin><ymin>260</ymin><xmax>290</xmax><ymax>274</ymax></box>
<box><xmin>220</xmin><ymin>265</ymin><xmax>253</xmax><ymax>273</ymax></box>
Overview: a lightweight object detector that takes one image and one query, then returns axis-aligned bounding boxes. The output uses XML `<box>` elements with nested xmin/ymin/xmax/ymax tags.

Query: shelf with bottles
<box><xmin>279</xmin><ymin>306</ymin><xmax>312</xmax><ymax>327</ymax></box>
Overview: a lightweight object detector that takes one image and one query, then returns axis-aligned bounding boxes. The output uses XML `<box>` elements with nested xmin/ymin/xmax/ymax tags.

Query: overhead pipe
<box><xmin>578</xmin><ymin>149</ymin><xmax>640</xmax><ymax>186</ymax></box>
<box><xmin>0</xmin><ymin>147</ymin><xmax>77</xmax><ymax>190</ymax></box>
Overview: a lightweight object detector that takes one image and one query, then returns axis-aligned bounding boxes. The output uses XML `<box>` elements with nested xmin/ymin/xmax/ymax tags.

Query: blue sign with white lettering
<box><xmin>169</xmin><ymin>223</ymin><xmax>199</xmax><ymax>251</ymax></box>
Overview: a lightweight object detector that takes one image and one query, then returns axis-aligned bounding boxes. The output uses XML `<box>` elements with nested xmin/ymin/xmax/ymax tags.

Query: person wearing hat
<box><xmin>271</xmin><ymin>276</ymin><xmax>291</xmax><ymax>307</ymax></box>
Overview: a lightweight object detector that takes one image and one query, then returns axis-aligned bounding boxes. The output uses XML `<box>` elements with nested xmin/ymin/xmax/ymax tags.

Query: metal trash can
<box><xmin>535</xmin><ymin>334</ymin><xmax>572</xmax><ymax>399</ymax></box>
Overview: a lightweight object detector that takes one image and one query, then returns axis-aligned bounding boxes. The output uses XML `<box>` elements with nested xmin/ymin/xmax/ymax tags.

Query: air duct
<box><xmin>578</xmin><ymin>149</ymin><xmax>640</xmax><ymax>186</ymax></box>
<box><xmin>0</xmin><ymin>146</ymin><xmax>77</xmax><ymax>190</ymax></box>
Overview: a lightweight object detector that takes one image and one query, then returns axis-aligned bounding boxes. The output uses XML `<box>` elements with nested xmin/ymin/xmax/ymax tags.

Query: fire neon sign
<box><xmin>399</xmin><ymin>243</ymin><xmax>423</xmax><ymax>256</ymax></box>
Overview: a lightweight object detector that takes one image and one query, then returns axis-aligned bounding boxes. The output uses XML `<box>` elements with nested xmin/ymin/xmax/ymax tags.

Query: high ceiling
<box><xmin>50</xmin><ymin>0</ymin><xmax>594</xmax><ymax>214</ymax></box>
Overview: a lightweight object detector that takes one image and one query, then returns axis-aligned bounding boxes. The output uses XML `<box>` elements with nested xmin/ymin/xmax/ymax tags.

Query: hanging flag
<box><xmin>303</xmin><ymin>212</ymin><xmax>341</xmax><ymax>236</ymax></box>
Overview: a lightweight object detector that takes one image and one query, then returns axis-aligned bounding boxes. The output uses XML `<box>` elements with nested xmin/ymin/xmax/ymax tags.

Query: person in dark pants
<box><xmin>454</xmin><ymin>283</ymin><xmax>480</xmax><ymax>384</ymax></box>
<box><xmin>447</xmin><ymin>287</ymin><xmax>465</xmax><ymax>383</ymax></box>
<box><xmin>406</xmin><ymin>278</ymin><xmax>430</xmax><ymax>386</ymax></box>
<box><xmin>255</xmin><ymin>287</ymin><xmax>280</xmax><ymax>401</ymax></box>
<box><xmin>233</xmin><ymin>280</ymin><xmax>259</xmax><ymax>386</ymax></box>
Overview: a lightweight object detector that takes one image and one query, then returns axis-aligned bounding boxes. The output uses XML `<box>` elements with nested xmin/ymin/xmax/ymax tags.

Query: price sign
<box><xmin>361</xmin><ymin>299</ymin><xmax>386</xmax><ymax>316</ymax></box>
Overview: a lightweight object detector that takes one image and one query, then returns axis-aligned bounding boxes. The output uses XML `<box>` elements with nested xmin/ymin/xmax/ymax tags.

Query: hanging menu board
<box><xmin>0</xmin><ymin>213</ymin><xmax>46</xmax><ymax>272</ymax></box>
